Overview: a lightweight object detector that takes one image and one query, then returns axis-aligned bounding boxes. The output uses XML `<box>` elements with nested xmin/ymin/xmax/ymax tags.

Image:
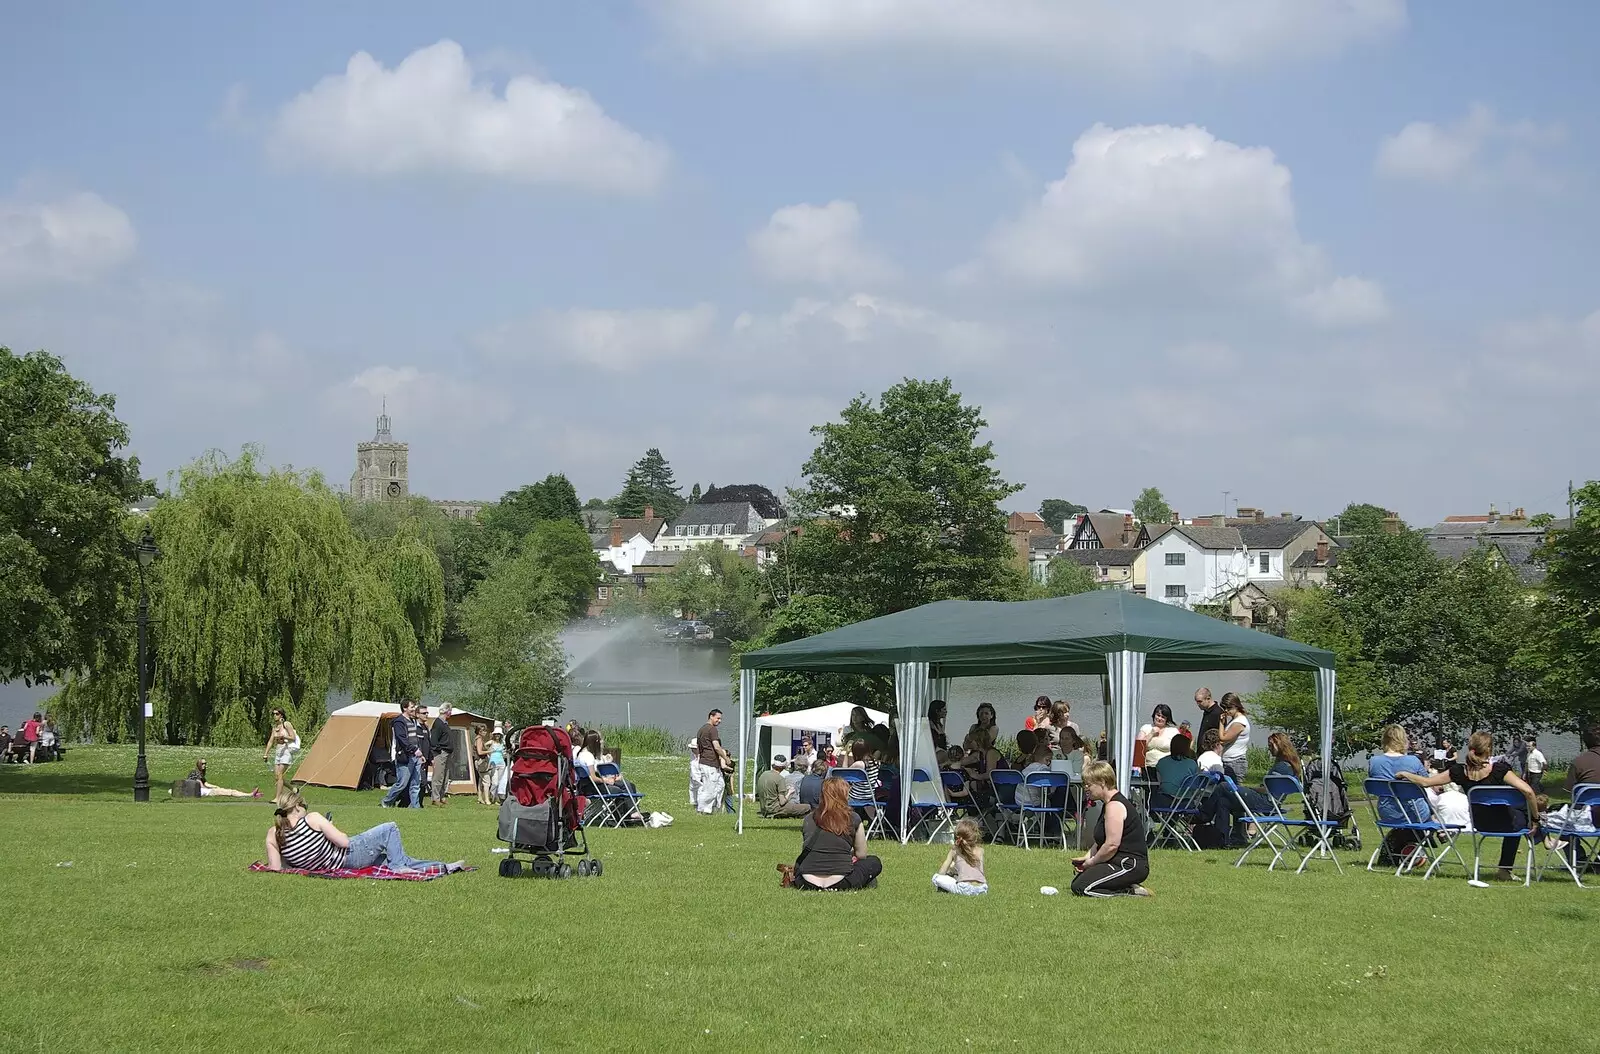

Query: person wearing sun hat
<box><xmin>480</xmin><ymin>727</ymin><xmax>507</xmax><ymax>805</ymax></box>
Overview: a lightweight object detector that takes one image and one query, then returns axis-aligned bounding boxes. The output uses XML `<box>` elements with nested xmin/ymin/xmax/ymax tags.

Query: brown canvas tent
<box><xmin>296</xmin><ymin>701</ymin><xmax>490</xmax><ymax>796</ymax></box>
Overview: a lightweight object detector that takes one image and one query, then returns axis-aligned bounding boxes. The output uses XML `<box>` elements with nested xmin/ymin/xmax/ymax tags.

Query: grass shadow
<box><xmin>0</xmin><ymin>768</ymin><xmax>142</xmax><ymax>797</ymax></box>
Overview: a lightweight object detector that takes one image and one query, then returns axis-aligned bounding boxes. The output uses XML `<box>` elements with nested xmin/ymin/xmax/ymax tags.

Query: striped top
<box><xmin>279</xmin><ymin>816</ymin><xmax>346</xmax><ymax>871</ymax></box>
<box><xmin>848</xmin><ymin>762</ymin><xmax>880</xmax><ymax>805</ymax></box>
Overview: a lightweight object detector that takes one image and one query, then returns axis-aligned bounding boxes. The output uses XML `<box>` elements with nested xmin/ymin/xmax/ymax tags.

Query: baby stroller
<box><xmin>497</xmin><ymin>725</ymin><xmax>601</xmax><ymax>879</ymax></box>
<box><xmin>1302</xmin><ymin>757</ymin><xmax>1361</xmax><ymax>852</ymax></box>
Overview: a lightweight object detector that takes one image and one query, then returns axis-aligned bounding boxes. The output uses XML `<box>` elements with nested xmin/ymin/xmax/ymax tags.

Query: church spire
<box><xmin>375</xmin><ymin>397</ymin><xmax>392</xmax><ymax>442</ymax></box>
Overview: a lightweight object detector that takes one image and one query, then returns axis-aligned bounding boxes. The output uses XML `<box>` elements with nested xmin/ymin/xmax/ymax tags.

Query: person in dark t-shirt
<box><xmin>693</xmin><ymin>709</ymin><xmax>726</xmax><ymax>814</ymax></box>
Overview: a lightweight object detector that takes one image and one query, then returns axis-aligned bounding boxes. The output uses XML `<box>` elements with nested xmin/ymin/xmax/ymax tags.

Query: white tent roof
<box><xmin>330</xmin><ymin>700</ymin><xmax>490</xmax><ymax>722</ymax></box>
<box><xmin>753</xmin><ymin>701</ymin><xmax>888</xmax><ymax>734</ymax></box>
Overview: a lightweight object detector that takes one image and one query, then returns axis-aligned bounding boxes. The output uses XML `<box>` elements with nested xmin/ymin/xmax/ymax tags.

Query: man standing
<box><xmin>756</xmin><ymin>755</ymin><xmax>809</xmax><ymax>818</ymax></box>
<box><xmin>382</xmin><ymin>701</ymin><xmax>424</xmax><ymax>809</ymax></box>
<box><xmin>1193</xmin><ymin>687</ymin><xmax>1220</xmax><ymax>759</ymax></box>
<box><xmin>429</xmin><ymin>703</ymin><xmax>454</xmax><ymax>805</ymax></box>
<box><xmin>694</xmin><ymin>709</ymin><xmax>727</xmax><ymax>815</ymax></box>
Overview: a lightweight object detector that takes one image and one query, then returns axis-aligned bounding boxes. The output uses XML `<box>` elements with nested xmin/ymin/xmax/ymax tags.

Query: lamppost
<box><xmin>133</xmin><ymin>524</ymin><xmax>161</xmax><ymax>802</ymax></box>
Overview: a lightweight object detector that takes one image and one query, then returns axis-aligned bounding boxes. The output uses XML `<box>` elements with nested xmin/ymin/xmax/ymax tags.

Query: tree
<box><xmin>449</xmin><ymin>551</ymin><xmax>567</xmax><ymax>728</ymax></box>
<box><xmin>688</xmin><ymin>482</ymin><xmax>702</xmax><ymax>504</ymax></box>
<box><xmin>645</xmin><ymin>543</ymin><xmax>767</xmax><ymax>641</ymax></box>
<box><xmin>51</xmin><ymin>449</ymin><xmax>436</xmax><ymax>745</ymax></box>
<box><xmin>343</xmin><ymin>494</ymin><xmax>475</xmax><ymax>642</ymax></box>
<box><xmin>521</xmin><ymin>519</ymin><xmax>603</xmax><ymax>621</ymax></box>
<box><xmin>484</xmin><ymin>473</ymin><xmax>583</xmax><ymax>544</ymax></box>
<box><xmin>1334</xmin><ymin>502</ymin><xmax>1394</xmax><ymax>537</ymax></box>
<box><xmin>1037</xmin><ymin>557</ymin><xmax>1097</xmax><ymax>597</ymax></box>
<box><xmin>1</xmin><ymin>348</ymin><xmax>149</xmax><ymax>683</ymax></box>
<box><xmin>1526</xmin><ymin>481</ymin><xmax>1600</xmax><ymax>730</ymax></box>
<box><xmin>613</xmin><ymin>448</ymin><xmax>685</xmax><ymax>521</ymax></box>
<box><xmin>1133</xmin><ymin>487</ymin><xmax>1170</xmax><ymax>525</ymax></box>
<box><xmin>786</xmin><ymin>378</ymin><xmax>1026</xmax><ymax>620</ymax></box>
<box><xmin>701</xmin><ymin>483</ymin><xmax>785</xmax><ymax>519</ymax></box>
<box><xmin>1038</xmin><ymin>498</ymin><xmax>1088</xmax><ymax>533</ymax></box>
<box><xmin>732</xmin><ymin>594</ymin><xmax>892</xmax><ymax>714</ymax></box>
<box><xmin>1253</xmin><ymin>588</ymin><xmax>1392</xmax><ymax>759</ymax></box>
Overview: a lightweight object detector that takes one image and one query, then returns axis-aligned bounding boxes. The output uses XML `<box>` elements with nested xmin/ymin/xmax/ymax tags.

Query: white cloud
<box><xmin>651</xmin><ymin>0</ymin><xmax>1406</xmax><ymax>70</ymax></box>
<box><xmin>477</xmin><ymin>304</ymin><xmax>718</xmax><ymax>372</ymax></box>
<box><xmin>966</xmin><ymin>122</ymin><xmax>1386</xmax><ymax>326</ymax></box>
<box><xmin>269</xmin><ymin>39</ymin><xmax>668</xmax><ymax>194</ymax></box>
<box><xmin>734</xmin><ymin>293</ymin><xmax>1004</xmax><ymax>362</ymax></box>
<box><xmin>1375</xmin><ymin>103</ymin><xmax>1566</xmax><ymax>189</ymax></box>
<box><xmin>326</xmin><ymin>365</ymin><xmax>514</xmax><ymax>428</ymax></box>
<box><xmin>1481</xmin><ymin>310</ymin><xmax>1600</xmax><ymax>390</ymax></box>
<box><xmin>0</xmin><ymin>191</ymin><xmax>136</xmax><ymax>287</ymax></box>
<box><xmin>749</xmin><ymin>201</ymin><xmax>898</xmax><ymax>287</ymax></box>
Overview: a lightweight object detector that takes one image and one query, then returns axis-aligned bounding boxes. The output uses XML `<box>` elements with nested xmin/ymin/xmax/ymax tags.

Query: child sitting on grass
<box><xmin>932</xmin><ymin>819</ymin><xmax>988</xmax><ymax>896</ymax></box>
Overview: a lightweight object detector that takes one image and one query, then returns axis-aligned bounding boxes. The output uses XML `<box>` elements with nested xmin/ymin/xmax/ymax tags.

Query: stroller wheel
<box><xmin>590</xmin><ymin>859</ymin><xmax>603</xmax><ymax>878</ymax></box>
<box><xmin>501</xmin><ymin>858</ymin><xmax>523</xmax><ymax>878</ymax></box>
<box><xmin>531</xmin><ymin>857</ymin><xmax>554</xmax><ymax>878</ymax></box>
<box><xmin>576</xmin><ymin>859</ymin><xmax>592</xmax><ymax>877</ymax></box>
<box><xmin>555</xmin><ymin>863</ymin><xmax>574</xmax><ymax>880</ymax></box>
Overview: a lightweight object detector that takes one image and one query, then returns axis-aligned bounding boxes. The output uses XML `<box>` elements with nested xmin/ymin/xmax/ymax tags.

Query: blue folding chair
<box><xmin>574</xmin><ymin>765</ymin><xmax>610</xmax><ymax>828</ymax></box>
<box><xmin>1225</xmin><ymin>776</ymin><xmax>1298</xmax><ymax>871</ymax></box>
<box><xmin>907</xmin><ymin>768</ymin><xmax>954</xmax><ymax>843</ymax></box>
<box><xmin>941</xmin><ymin>770</ymin><xmax>981</xmax><ymax>826</ymax></box>
<box><xmin>1466</xmin><ymin>785</ymin><xmax>1534</xmax><ymax>886</ymax></box>
<box><xmin>989</xmin><ymin>770</ymin><xmax>1023</xmax><ymax>844</ymax></box>
<box><xmin>1018</xmin><ymin>771</ymin><xmax>1069</xmax><ymax>850</ymax></box>
<box><xmin>1537</xmin><ymin>783</ymin><xmax>1600</xmax><ymax>888</ymax></box>
<box><xmin>833</xmin><ymin>768</ymin><xmax>896</xmax><ymax>840</ymax></box>
<box><xmin>1363</xmin><ymin>778</ymin><xmax>1434</xmax><ymax>875</ymax></box>
<box><xmin>1149</xmin><ymin>772</ymin><xmax>1215</xmax><ymax>851</ymax></box>
<box><xmin>1387</xmin><ymin>780</ymin><xmax>1468</xmax><ymax>879</ymax></box>
<box><xmin>596</xmin><ymin>762</ymin><xmax>643</xmax><ymax>826</ymax></box>
<box><xmin>1261</xmin><ymin>773</ymin><xmax>1345</xmax><ymax>874</ymax></box>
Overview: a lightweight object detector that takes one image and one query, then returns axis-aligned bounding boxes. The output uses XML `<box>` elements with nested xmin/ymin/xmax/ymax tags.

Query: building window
<box><xmin>1164</xmin><ymin>552</ymin><xmax>1186</xmax><ymax>566</ymax></box>
<box><xmin>389</xmin><ymin>460</ymin><xmax>397</xmax><ymax>475</ymax></box>
<box><xmin>675</xmin><ymin>526</ymin><xmax>686</xmax><ymax>537</ymax></box>
<box><xmin>1164</xmin><ymin>584</ymin><xmax>1187</xmax><ymax>599</ymax></box>
<box><xmin>597</xmin><ymin>586</ymin><xmax>610</xmax><ymax>600</ymax></box>
<box><xmin>1259</xmin><ymin>552</ymin><xmax>1271</xmax><ymax>573</ymax></box>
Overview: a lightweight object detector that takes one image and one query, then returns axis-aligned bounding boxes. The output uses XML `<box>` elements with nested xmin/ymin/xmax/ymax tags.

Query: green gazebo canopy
<box><xmin>738</xmin><ymin>590</ymin><xmax>1333</xmax><ymax>678</ymax></box>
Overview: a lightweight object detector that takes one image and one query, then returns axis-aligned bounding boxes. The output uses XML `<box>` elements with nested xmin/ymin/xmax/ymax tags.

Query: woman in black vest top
<box><xmin>1071</xmin><ymin>760</ymin><xmax>1153</xmax><ymax>897</ymax></box>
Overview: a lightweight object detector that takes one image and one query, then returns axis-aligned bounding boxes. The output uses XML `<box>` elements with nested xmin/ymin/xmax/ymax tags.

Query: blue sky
<box><xmin>2</xmin><ymin>1</ymin><xmax>1595</xmax><ymax>523</ymax></box>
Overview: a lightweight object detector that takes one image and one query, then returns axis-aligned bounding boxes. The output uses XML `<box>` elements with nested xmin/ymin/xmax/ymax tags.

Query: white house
<box><xmin>656</xmin><ymin>501</ymin><xmax>779</xmax><ymax>553</ymax></box>
<box><xmin>1141</xmin><ymin>520</ymin><xmax>1333</xmax><ymax>608</ymax></box>
<box><xmin>592</xmin><ymin>508</ymin><xmax>666</xmax><ymax>575</ymax></box>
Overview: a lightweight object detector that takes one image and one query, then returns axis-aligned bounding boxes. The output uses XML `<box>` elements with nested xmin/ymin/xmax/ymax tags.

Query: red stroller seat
<box><xmin>497</xmin><ymin>725</ymin><xmax>598</xmax><ymax>879</ymax></box>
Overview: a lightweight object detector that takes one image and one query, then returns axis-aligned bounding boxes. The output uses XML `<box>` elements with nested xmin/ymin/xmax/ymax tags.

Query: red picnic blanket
<box><xmin>248</xmin><ymin>862</ymin><xmax>472</xmax><ymax>881</ymax></box>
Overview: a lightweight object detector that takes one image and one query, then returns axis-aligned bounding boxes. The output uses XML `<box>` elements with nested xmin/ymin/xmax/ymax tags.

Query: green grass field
<box><xmin>2</xmin><ymin>746</ymin><xmax>1595</xmax><ymax>1054</ymax></box>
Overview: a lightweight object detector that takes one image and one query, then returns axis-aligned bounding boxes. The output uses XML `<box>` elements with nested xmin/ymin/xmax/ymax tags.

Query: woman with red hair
<box><xmin>793</xmin><ymin>777</ymin><xmax>882</xmax><ymax>891</ymax></box>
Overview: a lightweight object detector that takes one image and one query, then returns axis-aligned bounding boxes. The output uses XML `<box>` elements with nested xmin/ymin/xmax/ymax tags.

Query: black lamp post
<box><xmin>133</xmin><ymin>524</ymin><xmax>161</xmax><ymax>802</ymax></box>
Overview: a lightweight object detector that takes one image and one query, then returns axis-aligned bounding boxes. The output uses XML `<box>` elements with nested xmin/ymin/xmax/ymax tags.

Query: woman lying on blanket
<box><xmin>264</xmin><ymin>791</ymin><xmax>465</xmax><ymax>874</ymax></box>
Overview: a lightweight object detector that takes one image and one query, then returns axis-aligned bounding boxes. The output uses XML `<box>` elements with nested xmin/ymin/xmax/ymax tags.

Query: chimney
<box><xmin>610</xmin><ymin>521</ymin><xmax>622</xmax><ymax>547</ymax></box>
<box><xmin>1170</xmin><ymin>510</ymin><xmax>1180</xmax><ymax>525</ymax></box>
<box><xmin>1280</xmin><ymin>511</ymin><xmax>1293</xmax><ymax>520</ymax></box>
<box><xmin>1254</xmin><ymin>509</ymin><xmax>1265</xmax><ymax>523</ymax></box>
<box><xmin>1122</xmin><ymin>513</ymin><xmax>1134</xmax><ymax>545</ymax></box>
<box><xmin>1316</xmin><ymin>539</ymin><xmax>1329</xmax><ymax>563</ymax></box>
<box><xmin>1512</xmin><ymin>507</ymin><xmax>1526</xmax><ymax>520</ymax></box>
<box><xmin>1382</xmin><ymin>515</ymin><xmax>1402</xmax><ymax>535</ymax></box>
<box><xmin>644</xmin><ymin>504</ymin><xmax>654</xmax><ymax>521</ymax></box>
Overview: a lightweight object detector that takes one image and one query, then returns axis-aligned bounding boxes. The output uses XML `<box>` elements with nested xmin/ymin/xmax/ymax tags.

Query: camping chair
<box><xmin>1466</xmin><ymin>786</ymin><xmax>1535</xmax><ymax>886</ymax></box>
<box><xmin>1018</xmin><ymin>771</ymin><xmax>1069</xmax><ymax>850</ymax></box>
<box><xmin>1225</xmin><ymin>776</ymin><xmax>1298</xmax><ymax>872</ymax></box>
<box><xmin>1537</xmin><ymin>784</ymin><xmax>1600</xmax><ymax>888</ymax></box>
<box><xmin>988</xmin><ymin>770</ymin><xmax>1023</xmax><ymax>845</ymax></box>
<box><xmin>907</xmin><ymin>768</ymin><xmax>954</xmax><ymax>844</ymax></box>
<box><xmin>1261</xmin><ymin>773</ymin><xmax>1345</xmax><ymax>874</ymax></box>
<box><xmin>834</xmin><ymin>768</ymin><xmax>896</xmax><ymax>841</ymax></box>
<box><xmin>1149</xmin><ymin>772</ymin><xmax>1215</xmax><ymax>852</ymax></box>
<box><xmin>573</xmin><ymin>766</ymin><xmax>616</xmax><ymax>828</ymax></box>
<box><xmin>1388</xmin><ymin>781</ymin><xmax>1469</xmax><ymax>879</ymax></box>
<box><xmin>596</xmin><ymin>763</ymin><xmax>643</xmax><ymax>827</ymax></box>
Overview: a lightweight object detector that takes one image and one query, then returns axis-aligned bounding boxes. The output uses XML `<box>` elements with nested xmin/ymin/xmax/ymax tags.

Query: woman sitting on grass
<box><xmin>793</xmin><ymin>777</ymin><xmax>882</xmax><ymax>891</ymax></box>
<box><xmin>184</xmin><ymin>758</ymin><xmax>259</xmax><ymax>799</ymax></box>
<box><xmin>264</xmin><ymin>790</ymin><xmax>463</xmax><ymax>874</ymax></box>
<box><xmin>1071</xmin><ymin>761</ymin><xmax>1152</xmax><ymax>898</ymax></box>
<box><xmin>932</xmin><ymin>818</ymin><xmax>987</xmax><ymax>896</ymax></box>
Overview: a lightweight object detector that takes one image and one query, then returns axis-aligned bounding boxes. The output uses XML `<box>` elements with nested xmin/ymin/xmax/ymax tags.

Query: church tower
<box><xmin>351</xmin><ymin>402</ymin><xmax>409</xmax><ymax>501</ymax></box>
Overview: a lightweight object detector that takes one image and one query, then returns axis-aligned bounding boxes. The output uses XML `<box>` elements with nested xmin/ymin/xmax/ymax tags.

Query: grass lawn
<box><xmin>2</xmin><ymin>746</ymin><xmax>1595</xmax><ymax>1054</ymax></box>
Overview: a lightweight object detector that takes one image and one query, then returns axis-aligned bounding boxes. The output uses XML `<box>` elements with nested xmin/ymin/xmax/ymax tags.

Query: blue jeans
<box><xmin>382</xmin><ymin>758</ymin><xmax>422</xmax><ymax>807</ymax></box>
<box><xmin>344</xmin><ymin>822</ymin><xmax>441</xmax><ymax>872</ymax></box>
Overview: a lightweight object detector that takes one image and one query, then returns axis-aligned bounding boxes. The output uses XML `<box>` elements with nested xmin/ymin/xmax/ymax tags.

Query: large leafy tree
<box><xmin>1038</xmin><ymin>498</ymin><xmax>1087</xmax><ymax>533</ymax></box>
<box><xmin>1</xmin><ymin>348</ymin><xmax>149</xmax><ymax>683</ymax></box>
<box><xmin>1037</xmin><ymin>557</ymin><xmax>1097</xmax><ymax>597</ymax></box>
<box><xmin>449</xmin><ymin>549</ymin><xmax>568</xmax><ymax>728</ymax></box>
<box><xmin>646</xmin><ymin>542</ymin><xmax>767</xmax><ymax>640</ymax></box>
<box><xmin>1133</xmin><ymin>487</ymin><xmax>1171</xmax><ymax>525</ymax></box>
<box><xmin>786</xmin><ymin>378</ymin><xmax>1025</xmax><ymax>619</ymax></box>
<box><xmin>484</xmin><ymin>473</ymin><xmax>583</xmax><ymax>543</ymax></box>
<box><xmin>52</xmin><ymin>449</ymin><xmax>438</xmax><ymax>745</ymax></box>
<box><xmin>1526</xmin><ymin>481</ymin><xmax>1600</xmax><ymax>729</ymax></box>
<box><xmin>342</xmin><ymin>493</ymin><xmax>488</xmax><ymax>642</ymax></box>
<box><xmin>732</xmin><ymin>594</ymin><xmax>892</xmax><ymax>714</ymax></box>
<box><xmin>613</xmin><ymin>448</ymin><xmax>685</xmax><ymax>521</ymax></box>
<box><xmin>1253</xmin><ymin>588</ymin><xmax>1392</xmax><ymax>759</ymax></box>
<box><xmin>1334</xmin><ymin>502</ymin><xmax>1395</xmax><ymax>537</ymax></box>
<box><xmin>521</xmin><ymin>518</ymin><xmax>603</xmax><ymax>621</ymax></box>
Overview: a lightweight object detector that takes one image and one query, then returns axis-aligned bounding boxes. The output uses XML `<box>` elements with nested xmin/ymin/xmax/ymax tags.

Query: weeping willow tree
<box><xmin>54</xmin><ymin>448</ymin><xmax>442</xmax><ymax>745</ymax></box>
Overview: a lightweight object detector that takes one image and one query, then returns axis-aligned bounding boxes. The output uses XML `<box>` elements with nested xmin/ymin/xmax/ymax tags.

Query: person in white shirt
<box><xmin>1194</xmin><ymin>729</ymin><xmax>1224</xmax><ymax>774</ymax></box>
<box><xmin>1217</xmin><ymin>695</ymin><xmax>1251</xmax><ymax>782</ymax></box>
<box><xmin>1525</xmin><ymin>738</ymin><xmax>1547</xmax><ymax>793</ymax></box>
<box><xmin>1016</xmin><ymin>741</ymin><xmax>1056</xmax><ymax>808</ymax></box>
<box><xmin>1137</xmin><ymin>704</ymin><xmax>1178</xmax><ymax>770</ymax></box>
<box><xmin>1425</xmin><ymin>782</ymin><xmax>1472</xmax><ymax>831</ymax></box>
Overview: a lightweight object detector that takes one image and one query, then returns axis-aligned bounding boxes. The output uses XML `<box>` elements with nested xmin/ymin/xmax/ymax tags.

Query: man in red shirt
<box><xmin>20</xmin><ymin>712</ymin><xmax>42</xmax><ymax>764</ymax></box>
